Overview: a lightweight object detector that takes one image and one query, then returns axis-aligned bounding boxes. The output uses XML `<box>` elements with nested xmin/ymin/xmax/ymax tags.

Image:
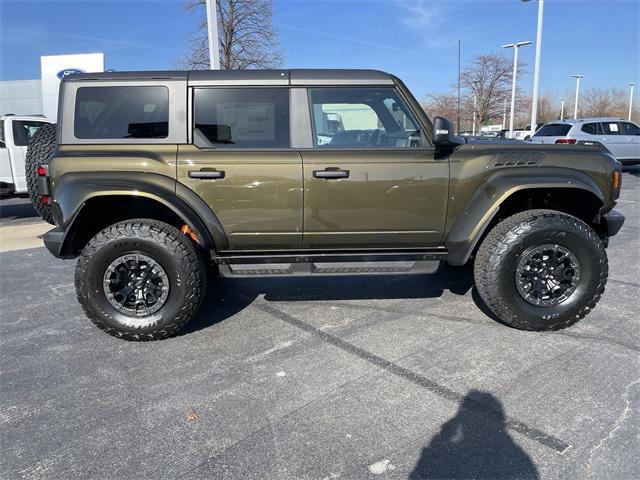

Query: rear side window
<box><xmin>74</xmin><ymin>86</ymin><xmax>169</xmax><ymax>139</ymax></box>
<box><xmin>534</xmin><ymin>124</ymin><xmax>572</xmax><ymax>137</ymax></box>
<box><xmin>601</xmin><ymin>122</ymin><xmax>620</xmax><ymax>135</ymax></box>
<box><xmin>12</xmin><ymin>120</ymin><xmax>47</xmax><ymax>146</ymax></box>
<box><xmin>581</xmin><ymin>123</ymin><xmax>604</xmax><ymax>135</ymax></box>
<box><xmin>193</xmin><ymin>88</ymin><xmax>290</xmax><ymax>148</ymax></box>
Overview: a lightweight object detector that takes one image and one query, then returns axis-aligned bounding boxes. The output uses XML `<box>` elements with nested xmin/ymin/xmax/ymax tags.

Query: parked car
<box><xmin>0</xmin><ymin>114</ymin><xmax>53</xmax><ymax>197</ymax></box>
<box><xmin>33</xmin><ymin>69</ymin><xmax>624</xmax><ymax>340</ymax></box>
<box><xmin>530</xmin><ymin>118</ymin><xmax>640</xmax><ymax>165</ymax></box>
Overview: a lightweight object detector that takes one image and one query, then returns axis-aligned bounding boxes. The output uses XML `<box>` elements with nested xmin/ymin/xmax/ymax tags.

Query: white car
<box><xmin>530</xmin><ymin>118</ymin><xmax>640</xmax><ymax>165</ymax></box>
<box><xmin>0</xmin><ymin>114</ymin><xmax>54</xmax><ymax>196</ymax></box>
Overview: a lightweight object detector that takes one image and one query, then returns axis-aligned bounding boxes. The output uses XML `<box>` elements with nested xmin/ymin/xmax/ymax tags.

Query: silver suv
<box><xmin>530</xmin><ymin>118</ymin><xmax>640</xmax><ymax>165</ymax></box>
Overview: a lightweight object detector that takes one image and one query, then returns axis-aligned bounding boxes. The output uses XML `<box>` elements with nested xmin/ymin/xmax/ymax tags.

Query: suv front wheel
<box><xmin>75</xmin><ymin>219</ymin><xmax>207</xmax><ymax>340</ymax></box>
<box><xmin>474</xmin><ymin>209</ymin><xmax>608</xmax><ymax>331</ymax></box>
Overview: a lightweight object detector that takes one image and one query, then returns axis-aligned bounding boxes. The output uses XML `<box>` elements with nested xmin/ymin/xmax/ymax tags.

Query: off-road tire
<box><xmin>75</xmin><ymin>219</ymin><xmax>207</xmax><ymax>341</ymax></box>
<box><xmin>474</xmin><ymin>209</ymin><xmax>607</xmax><ymax>331</ymax></box>
<box><xmin>25</xmin><ymin>123</ymin><xmax>56</xmax><ymax>225</ymax></box>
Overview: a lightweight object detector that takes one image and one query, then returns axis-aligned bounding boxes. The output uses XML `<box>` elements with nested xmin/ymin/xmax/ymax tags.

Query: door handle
<box><xmin>313</xmin><ymin>168</ymin><xmax>350</xmax><ymax>179</ymax></box>
<box><xmin>188</xmin><ymin>169</ymin><xmax>225</xmax><ymax>179</ymax></box>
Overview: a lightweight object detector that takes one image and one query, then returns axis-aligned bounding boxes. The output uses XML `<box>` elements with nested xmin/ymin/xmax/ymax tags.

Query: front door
<box><xmin>177</xmin><ymin>87</ymin><xmax>303</xmax><ymax>250</ymax></box>
<box><xmin>301</xmin><ymin>87</ymin><xmax>448</xmax><ymax>249</ymax></box>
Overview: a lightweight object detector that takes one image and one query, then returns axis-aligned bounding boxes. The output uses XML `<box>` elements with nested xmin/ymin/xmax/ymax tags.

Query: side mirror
<box><xmin>433</xmin><ymin>117</ymin><xmax>463</xmax><ymax>148</ymax></box>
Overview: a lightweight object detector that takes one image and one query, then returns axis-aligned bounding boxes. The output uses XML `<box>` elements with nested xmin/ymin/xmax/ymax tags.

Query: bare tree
<box><xmin>581</xmin><ymin>87</ymin><xmax>627</xmax><ymax>118</ymax></box>
<box><xmin>181</xmin><ymin>0</ymin><xmax>283</xmax><ymax>70</ymax></box>
<box><xmin>458</xmin><ymin>53</ymin><xmax>526</xmax><ymax>127</ymax></box>
<box><xmin>422</xmin><ymin>93</ymin><xmax>459</xmax><ymax>122</ymax></box>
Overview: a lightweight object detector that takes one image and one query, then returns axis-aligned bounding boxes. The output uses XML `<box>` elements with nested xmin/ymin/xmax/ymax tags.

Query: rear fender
<box><xmin>52</xmin><ymin>171</ymin><xmax>228</xmax><ymax>252</ymax></box>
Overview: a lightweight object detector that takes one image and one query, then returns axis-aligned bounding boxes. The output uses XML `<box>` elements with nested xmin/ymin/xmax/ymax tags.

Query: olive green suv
<box><xmin>34</xmin><ymin>69</ymin><xmax>624</xmax><ymax>340</ymax></box>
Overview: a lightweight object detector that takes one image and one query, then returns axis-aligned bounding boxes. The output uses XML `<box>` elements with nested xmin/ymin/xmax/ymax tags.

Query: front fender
<box><xmin>52</xmin><ymin>171</ymin><xmax>228</xmax><ymax>251</ymax></box>
<box><xmin>445</xmin><ymin>167</ymin><xmax>606</xmax><ymax>266</ymax></box>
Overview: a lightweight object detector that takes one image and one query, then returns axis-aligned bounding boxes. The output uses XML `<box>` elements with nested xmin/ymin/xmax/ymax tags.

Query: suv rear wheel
<box><xmin>474</xmin><ymin>209</ymin><xmax>607</xmax><ymax>331</ymax></box>
<box><xmin>75</xmin><ymin>219</ymin><xmax>206</xmax><ymax>340</ymax></box>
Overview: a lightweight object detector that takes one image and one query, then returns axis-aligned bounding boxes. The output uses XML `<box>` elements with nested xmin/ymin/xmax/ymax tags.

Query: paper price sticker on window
<box><xmin>609</xmin><ymin>123</ymin><xmax>619</xmax><ymax>132</ymax></box>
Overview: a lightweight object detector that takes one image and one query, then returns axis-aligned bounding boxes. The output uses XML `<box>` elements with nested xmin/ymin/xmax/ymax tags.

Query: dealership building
<box><xmin>0</xmin><ymin>53</ymin><xmax>104</xmax><ymax>120</ymax></box>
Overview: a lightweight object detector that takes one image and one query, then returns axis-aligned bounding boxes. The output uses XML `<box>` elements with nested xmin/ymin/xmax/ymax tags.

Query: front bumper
<box><xmin>603</xmin><ymin>209</ymin><xmax>625</xmax><ymax>237</ymax></box>
<box><xmin>42</xmin><ymin>227</ymin><xmax>66</xmax><ymax>258</ymax></box>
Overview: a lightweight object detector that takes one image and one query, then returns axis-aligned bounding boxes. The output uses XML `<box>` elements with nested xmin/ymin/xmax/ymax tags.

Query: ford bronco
<box><xmin>34</xmin><ymin>69</ymin><xmax>624</xmax><ymax>340</ymax></box>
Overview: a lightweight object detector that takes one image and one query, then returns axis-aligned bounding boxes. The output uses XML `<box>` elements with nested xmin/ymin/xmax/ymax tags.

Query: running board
<box><xmin>213</xmin><ymin>250</ymin><xmax>446</xmax><ymax>278</ymax></box>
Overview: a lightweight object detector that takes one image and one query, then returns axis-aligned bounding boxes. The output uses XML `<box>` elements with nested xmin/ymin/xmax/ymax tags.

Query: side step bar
<box><xmin>213</xmin><ymin>249</ymin><xmax>447</xmax><ymax>278</ymax></box>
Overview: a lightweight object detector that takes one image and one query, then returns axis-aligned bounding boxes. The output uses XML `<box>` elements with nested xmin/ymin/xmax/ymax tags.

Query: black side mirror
<box><xmin>433</xmin><ymin>117</ymin><xmax>463</xmax><ymax>148</ymax></box>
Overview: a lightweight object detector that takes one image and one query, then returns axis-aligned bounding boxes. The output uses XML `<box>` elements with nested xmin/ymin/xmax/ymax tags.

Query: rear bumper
<box><xmin>603</xmin><ymin>209</ymin><xmax>625</xmax><ymax>237</ymax></box>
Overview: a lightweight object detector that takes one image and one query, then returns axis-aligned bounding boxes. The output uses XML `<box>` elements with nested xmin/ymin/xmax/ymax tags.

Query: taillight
<box><xmin>37</xmin><ymin>165</ymin><xmax>47</xmax><ymax>176</ymax></box>
<box><xmin>555</xmin><ymin>138</ymin><xmax>577</xmax><ymax>144</ymax></box>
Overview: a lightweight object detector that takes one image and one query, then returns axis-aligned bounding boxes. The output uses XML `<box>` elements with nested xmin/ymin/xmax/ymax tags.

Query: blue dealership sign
<box><xmin>56</xmin><ymin>68</ymin><xmax>85</xmax><ymax>80</ymax></box>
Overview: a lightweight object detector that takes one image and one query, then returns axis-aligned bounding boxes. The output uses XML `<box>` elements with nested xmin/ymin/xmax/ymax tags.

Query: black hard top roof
<box><xmin>64</xmin><ymin>69</ymin><xmax>395</xmax><ymax>86</ymax></box>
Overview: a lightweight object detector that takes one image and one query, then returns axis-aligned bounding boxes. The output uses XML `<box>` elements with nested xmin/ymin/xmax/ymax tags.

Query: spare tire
<box><xmin>25</xmin><ymin>123</ymin><xmax>56</xmax><ymax>225</ymax></box>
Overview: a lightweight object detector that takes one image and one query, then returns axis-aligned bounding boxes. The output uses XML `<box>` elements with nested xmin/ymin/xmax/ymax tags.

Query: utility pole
<box><xmin>503</xmin><ymin>41</ymin><xmax>531</xmax><ymax>138</ymax></box>
<box><xmin>629</xmin><ymin>83</ymin><xmax>636</xmax><ymax>121</ymax></box>
<box><xmin>572</xmin><ymin>75</ymin><xmax>583</xmax><ymax>119</ymax></box>
<box><xmin>560</xmin><ymin>99</ymin><xmax>565</xmax><ymax>121</ymax></box>
<box><xmin>457</xmin><ymin>39</ymin><xmax>461</xmax><ymax>134</ymax></box>
<box><xmin>206</xmin><ymin>0</ymin><xmax>221</xmax><ymax>69</ymax></box>
<box><xmin>522</xmin><ymin>0</ymin><xmax>544</xmax><ymax>137</ymax></box>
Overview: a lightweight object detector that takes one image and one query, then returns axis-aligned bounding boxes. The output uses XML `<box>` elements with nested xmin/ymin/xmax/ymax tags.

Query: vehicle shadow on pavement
<box><xmin>181</xmin><ymin>264</ymin><xmax>476</xmax><ymax>335</ymax></box>
<box><xmin>409</xmin><ymin>390</ymin><xmax>539</xmax><ymax>480</ymax></box>
<box><xmin>0</xmin><ymin>198</ymin><xmax>38</xmax><ymax>222</ymax></box>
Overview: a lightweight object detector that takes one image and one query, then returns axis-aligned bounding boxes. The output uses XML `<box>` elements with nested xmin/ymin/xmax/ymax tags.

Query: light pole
<box><xmin>503</xmin><ymin>41</ymin><xmax>531</xmax><ymax>138</ymax></box>
<box><xmin>572</xmin><ymin>74</ymin><xmax>583</xmax><ymax>119</ymax></box>
<box><xmin>502</xmin><ymin>98</ymin><xmax>507</xmax><ymax>129</ymax></box>
<box><xmin>205</xmin><ymin>0</ymin><xmax>221</xmax><ymax>69</ymax></box>
<box><xmin>522</xmin><ymin>0</ymin><xmax>544</xmax><ymax>136</ymax></box>
<box><xmin>472</xmin><ymin>94</ymin><xmax>477</xmax><ymax>136</ymax></box>
<box><xmin>629</xmin><ymin>83</ymin><xmax>636</xmax><ymax>121</ymax></box>
<box><xmin>560</xmin><ymin>99</ymin><xmax>565</xmax><ymax>120</ymax></box>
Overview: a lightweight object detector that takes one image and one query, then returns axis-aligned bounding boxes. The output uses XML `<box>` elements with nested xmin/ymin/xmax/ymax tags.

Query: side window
<box><xmin>0</xmin><ymin>120</ymin><xmax>5</xmax><ymax>147</ymax></box>
<box><xmin>602</xmin><ymin>122</ymin><xmax>621</xmax><ymax>135</ymax></box>
<box><xmin>620</xmin><ymin>122</ymin><xmax>640</xmax><ymax>136</ymax></box>
<box><xmin>308</xmin><ymin>87</ymin><xmax>421</xmax><ymax>148</ymax></box>
<box><xmin>193</xmin><ymin>88</ymin><xmax>290</xmax><ymax>148</ymax></box>
<box><xmin>74</xmin><ymin>86</ymin><xmax>169</xmax><ymax>139</ymax></box>
<box><xmin>12</xmin><ymin>120</ymin><xmax>47</xmax><ymax>146</ymax></box>
<box><xmin>581</xmin><ymin>123</ymin><xmax>598</xmax><ymax>135</ymax></box>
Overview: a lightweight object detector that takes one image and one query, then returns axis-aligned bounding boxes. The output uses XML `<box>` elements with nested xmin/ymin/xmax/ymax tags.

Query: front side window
<box><xmin>620</xmin><ymin>122</ymin><xmax>640</xmax><ymax>136</ymax></box>
<box><xmin>12</xmin><ymin>120</ymin><xmax>47</xmax><ymax>146</ymax></box>
<box><xmin>193</xmin><ymin>88</ymin><xmax>290</xmax><ymax>148</ymax></box>
<box><xmin>308</xmin><ymin>87</ymin><xmax>421</xmax><ymax>148</ymax></box>
<box><xmin>74</xmin><ymin>86</ymin><xmax>169</xmax><ymax>139</ymax></box>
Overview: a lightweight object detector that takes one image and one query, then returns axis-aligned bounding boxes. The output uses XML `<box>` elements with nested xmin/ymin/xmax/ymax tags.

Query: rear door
<box><xmin>177</xmin><ymin>87</ymin><xmax>303</xmax><ymax>250</ymax></box>
<box><xmin>300</xmin><ymin>86</ymin><xmax>448</xmax><ymax>249</ymax></box>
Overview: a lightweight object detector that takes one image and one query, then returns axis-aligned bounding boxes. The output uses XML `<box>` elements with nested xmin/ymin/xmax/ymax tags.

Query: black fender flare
<box><xmin>445</xmin><ymin>168</ymin><xmax>606</xmax><ymax>266</ymax></box>
<box><xmin>52</xmin><ymin>171</ymin><xmax>228</xmax><ymax>252</ymax></box>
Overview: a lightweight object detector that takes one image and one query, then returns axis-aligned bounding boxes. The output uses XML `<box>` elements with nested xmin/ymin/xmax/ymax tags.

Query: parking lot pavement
<box><xmin>0</xmin><ymin>198</ymin><xmax>50</xmax><ymax>253</ymax></box>
<box><xmin>1</xmin><ymin>172</ymin><xmax>639</xmax><ymax>480</ymax></box>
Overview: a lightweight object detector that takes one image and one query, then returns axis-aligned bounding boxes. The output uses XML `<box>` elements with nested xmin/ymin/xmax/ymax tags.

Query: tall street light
<box><xmin>206</xmin><ymin>0</ymin><xmax>221</xmax><ymax>69</ymax></box>
<box><xmin>629</xmin><ymin>83</ymin><xmax>636</xmax><ymax>121</ymax></box>
<box><xmin>503</xmin><ymin>41</ymin><xmax>531</xmax><ymax>138</ymax></box>
<box><xmin>572</xmin><ymin>74</ymin><xmax>583</xmax><ymax>119</ymax></box>
<box><xmin>522</xmin><ymin>0</ymin><xmax>544</xmax><ymax>135</ymax></box>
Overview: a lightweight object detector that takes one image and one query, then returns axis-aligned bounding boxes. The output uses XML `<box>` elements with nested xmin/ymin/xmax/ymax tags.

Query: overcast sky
<box><xmin>1</xmin><ymin>0</ymin><xmax>638</xmax><ymax>100</ymax></box>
